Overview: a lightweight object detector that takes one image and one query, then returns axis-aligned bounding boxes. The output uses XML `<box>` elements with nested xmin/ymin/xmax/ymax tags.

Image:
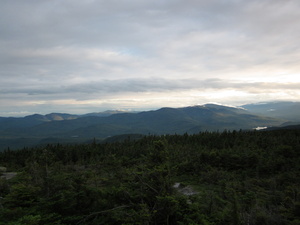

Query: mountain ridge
<box><xmin>0</xmin><ymin>103</ymin><xmax>292</xmax><ymax>150</ymax></box>
<box><xmin>242</xmin><ymin>101</ymin><xmax>300</xmax><ymax>121</ymax></box>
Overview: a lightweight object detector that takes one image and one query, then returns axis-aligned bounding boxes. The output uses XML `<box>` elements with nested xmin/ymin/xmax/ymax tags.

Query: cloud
<box><xmin>0</xmin><ymin>0</ymin><xmax>300</xmax><ymax>115</ymax></box>
<box><xmin>1</xmin><ymin>77</ymin><xmax>299</xmax><ymax>96</ymax></box>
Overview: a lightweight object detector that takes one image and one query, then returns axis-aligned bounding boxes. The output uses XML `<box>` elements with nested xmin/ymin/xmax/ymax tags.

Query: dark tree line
<box><xmin>0</xmin><ymin>129</ymin><xmax>300</xmax><ymax>224</ymax></box>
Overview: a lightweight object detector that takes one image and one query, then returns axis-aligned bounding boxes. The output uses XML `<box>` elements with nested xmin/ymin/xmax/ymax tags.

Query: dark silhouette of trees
<box><xmin>0</xmin><ymin>129</ymin><xmax>299</xmax><ymax>224</ymax></box>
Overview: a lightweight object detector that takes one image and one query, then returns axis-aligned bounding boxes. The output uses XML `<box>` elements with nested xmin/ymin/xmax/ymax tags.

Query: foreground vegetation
<box><xmin>0</xmin><ymin>129</ymin><xmax>300</xmax><ymax>225</ymax></box>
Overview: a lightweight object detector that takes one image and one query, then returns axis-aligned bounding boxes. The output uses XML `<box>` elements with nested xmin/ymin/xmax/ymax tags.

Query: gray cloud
<box><xmin>1</xmin><ymin>0</ymin><xmax>300</xmax><ymax>115</ymax></box>
<box><xmin>1</xmin><ymin>77</ymin><xmax>298</xmax><ymax>96</ymax></box>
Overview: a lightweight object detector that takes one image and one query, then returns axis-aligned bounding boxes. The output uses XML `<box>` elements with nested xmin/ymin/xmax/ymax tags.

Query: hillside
<box><xmin>0</xmin><ymin>104</ymin><xmax>287</xmax><ymax>150</ymax></box>
<box><xmin>1</xmin><ymin>129</ymin><xmax>300</xmax><ymax>224</ymax></box>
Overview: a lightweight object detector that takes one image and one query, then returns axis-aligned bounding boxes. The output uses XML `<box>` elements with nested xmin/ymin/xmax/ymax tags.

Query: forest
<box><xmin>0</xmin><ymin>129</ymin><xmax>300</xmax><ymax>225</ymax></box>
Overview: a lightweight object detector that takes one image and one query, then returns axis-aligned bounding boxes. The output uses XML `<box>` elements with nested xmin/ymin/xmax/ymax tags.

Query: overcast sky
<box><xmin>1</xmin><ymin>0</ymin><xmax>300</xmax><ymax>116</ymax></box>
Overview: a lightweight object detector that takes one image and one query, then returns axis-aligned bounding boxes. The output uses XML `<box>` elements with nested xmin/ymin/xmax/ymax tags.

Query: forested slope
<box><xmin>0</xmin><ymin>129</ymin><xmax>300</xmax><ymax>225</ymax></box>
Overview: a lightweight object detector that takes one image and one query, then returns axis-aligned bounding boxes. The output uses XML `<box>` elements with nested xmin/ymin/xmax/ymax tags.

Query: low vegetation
<box><xmin>0</xmin><ymin>129</ymin><xmax>300</xmax><ymax>224</ymax></box>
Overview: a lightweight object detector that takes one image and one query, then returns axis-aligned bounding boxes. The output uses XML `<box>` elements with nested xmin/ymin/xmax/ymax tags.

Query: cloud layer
<box><xmin>1</xmin><ymin>0</ymin><xmax>300</xmax><ymax>116</ymax></box>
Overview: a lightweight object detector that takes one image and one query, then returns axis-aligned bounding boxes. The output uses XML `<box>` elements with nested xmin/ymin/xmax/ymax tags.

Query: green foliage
<box><xmin>0</xmin><ymin>129</ymin><xmax>299</xmax><ymax>224</ymax></box>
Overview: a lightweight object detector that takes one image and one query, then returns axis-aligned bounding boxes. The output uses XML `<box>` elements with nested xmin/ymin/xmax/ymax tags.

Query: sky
<box><xmin>1</xmin><ymin>0</ymin><xmax>300</xmax><ymax>116</ymax></box>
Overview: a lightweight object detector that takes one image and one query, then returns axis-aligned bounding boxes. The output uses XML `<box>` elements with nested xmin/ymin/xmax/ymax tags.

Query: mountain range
<box><xmin>241</xmin><ymin>101</ymin><xmax>300</xmax><ymax>122</ymax></box>
<box><xmin>0</xmin><ymin>101</ymin><xmax>299</xmax><ymax>150</ymax></box>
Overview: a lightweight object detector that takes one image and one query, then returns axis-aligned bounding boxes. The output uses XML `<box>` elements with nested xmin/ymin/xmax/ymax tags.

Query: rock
<box><xmin>1</xmin><ymin>172</ymin><xmax>17</xmax><ymax>180</ymax></box>
<box><xmin>173</xmin><ymin>182</ymin><xmax>198</xmax><ymax>196</ymax></box>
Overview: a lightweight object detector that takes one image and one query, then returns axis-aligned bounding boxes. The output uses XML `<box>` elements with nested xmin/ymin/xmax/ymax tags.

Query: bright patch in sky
<box><xmin>0</xmin><ymin>0</ymin><xmax>300</xmax><ymax>116</ymax></box>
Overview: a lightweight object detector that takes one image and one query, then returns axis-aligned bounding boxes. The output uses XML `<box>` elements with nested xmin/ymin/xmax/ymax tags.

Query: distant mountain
<box><xmin>80</xmin><ymin>110</ymin><xmax>139</xmax><ymax>117</ymax></box>
<box><xmin>241</xmin><ymin>101</ymin><xmax>300</xmax><ymax>122</ymax></box>
<box><xmin>0</xmin><ymin>113</ymin><xmax>78</xmax><ymax>132</ymax></box>
<box><xmin>266</xmin><ymin>124</ymin><xmax>300</xmax><ymax>131</ymax></box>
<box><xmin>44</xmin><ymin>113</ymin><xmax>79</xmax><ymax>121</ymax></box>
<box><xmin>0</xmin><ymin>111</ymin><xmax>132</xmax><ymax>131</ymax></box>
<box><xmin>0</xmin><ymin>104</ymin><xmax>287</xmax><ymax>150</ymax></box>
